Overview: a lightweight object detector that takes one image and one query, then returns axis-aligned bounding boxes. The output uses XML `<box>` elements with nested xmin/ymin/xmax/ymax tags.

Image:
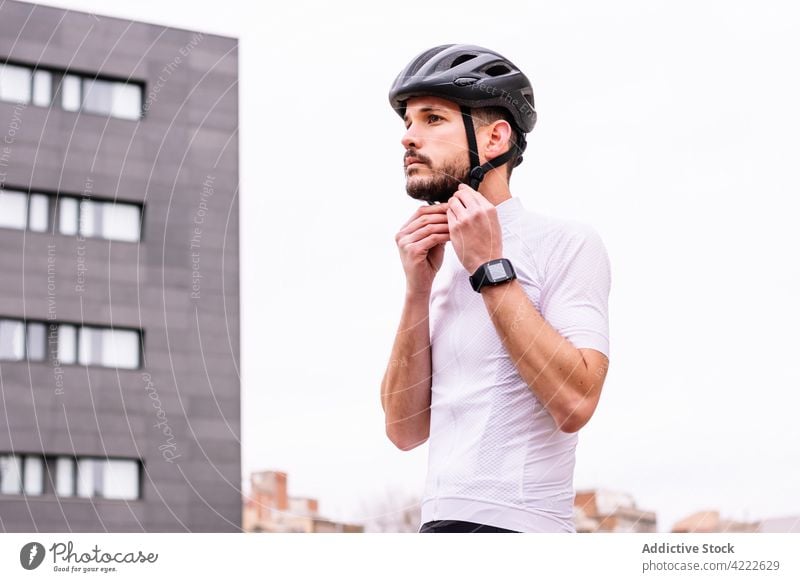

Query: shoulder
<box><xmin>518</xmin><ymin>213</ymin><xmax>609</xmax><ymax>290</ymax></box>
<box><xmin>515</xmin><ymin>207</ymin><xmax>606</xmax><ymax>255</ymax></box>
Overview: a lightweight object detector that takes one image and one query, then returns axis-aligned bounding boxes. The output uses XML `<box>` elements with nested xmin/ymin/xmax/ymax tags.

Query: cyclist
<box><xmin>381</xmin><ymin>44</ymin><xmax>611</xmax><ymax>533</ymax></box>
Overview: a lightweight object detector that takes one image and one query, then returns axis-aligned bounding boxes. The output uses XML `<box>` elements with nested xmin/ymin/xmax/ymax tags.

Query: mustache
<box><xmin>404</xmin><ymin>150</ymin><xmax>432</xmax><ymax>166</ymax></box>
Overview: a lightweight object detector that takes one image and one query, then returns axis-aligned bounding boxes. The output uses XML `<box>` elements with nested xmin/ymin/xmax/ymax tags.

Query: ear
<box><xmin>479</xmin><ymin>119</ymin><xmax>514</xmax><ymax>163</ymax></box>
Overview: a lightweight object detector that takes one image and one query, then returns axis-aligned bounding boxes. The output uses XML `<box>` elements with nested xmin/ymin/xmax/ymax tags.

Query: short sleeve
<box><xmin>539</xmin><ymin>225</ymin><xmax>611</xmax><ymax>358</ymax></box>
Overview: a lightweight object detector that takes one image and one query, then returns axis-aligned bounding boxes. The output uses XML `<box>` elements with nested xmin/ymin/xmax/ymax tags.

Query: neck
<box><xmin>476</xmin><ymin>169</ymin><xmax>512</xmax><ymax>206</ymax></box>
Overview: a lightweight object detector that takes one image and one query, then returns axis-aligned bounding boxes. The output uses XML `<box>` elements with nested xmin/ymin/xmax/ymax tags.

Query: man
<box><xmin>380</xmin><ymin>44</ymin><xmax>611</xmax><ymax>533</ymax></box>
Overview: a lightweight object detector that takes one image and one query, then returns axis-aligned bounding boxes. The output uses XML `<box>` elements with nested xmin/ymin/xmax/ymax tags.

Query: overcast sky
<box><xmin>33</xmin><ymin>0</ymin><xmax>800</xmax><ymax>531</ymax></box>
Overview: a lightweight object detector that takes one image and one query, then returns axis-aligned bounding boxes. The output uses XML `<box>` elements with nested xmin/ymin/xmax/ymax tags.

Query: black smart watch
<box><xmin>469</xmin><ymin>258</ymin><xmax>517</xmax><ymax>293</ymax></box>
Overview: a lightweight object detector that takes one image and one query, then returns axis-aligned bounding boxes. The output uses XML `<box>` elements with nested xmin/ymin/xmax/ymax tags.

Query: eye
<box><xmin>427</xmin><ymin>114</ymin><xmax>442</xmax><ymax>124</ymax></box>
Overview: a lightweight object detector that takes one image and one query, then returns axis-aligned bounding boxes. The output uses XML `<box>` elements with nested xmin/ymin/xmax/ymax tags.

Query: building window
<box><xmin>77</xmin><ymin>199</ymin><xmax>142</xmax><ymax>242</ymax></box>
<box><xmin>23</xmin><ymin>457</ymin><xmax>44</xmax><ymax>495</ymax></box>
<box><xmin>102</xmin><ymin>459</ymin><xmax>140</xmax><ymax>499</ymax></box>
<box><xmin>78</xmin><ymin>327</ymin><xmax>140</xmax><ymax>369</ymax></box>
<box><xmin>0</xmin><ymin>454</ymin><xmax>43</xmax><ymax>495</ymax></box>
<box><xmin>0</xmin><ymin>320</ymin><xmax>25</xmax><ymax>360</ymax></box>
<box><xmin>0</xmin><ymin>319</ymin><xmax>141</xmax><ymax>369</ymax></box>
<box><xmin>76</xmin><ymin>458</ymin><xmax>96</xmax><ymax>497</ymax></box>
<box><xmin>57</xmin><ymin>197</ymin><xmax>142</xmax><ymax>242</ymax></box>
<box><xmin>0</xmin><ymin>454</ymin><xmax>22</xmax><ymax>494</ymax></box>
<box><xmin>83</xmin><ymin>78</ymin><xmax>142</xmax><ymax>120</ymax></box>
<box><xmin>59</xmin><ymin>323</ymin><xmax>140</xmax><ymax>369</ymax></box>
<box><xmin>32</xmin><ymin>69</ymin><xmax>52</xmax><ymax>106</ymax></box>
<box><xmin>75</xmin><ymin>457</ymin><xmax>140</xmax><ymax>500</ymax></box>
<box><xmin>57</xmin><ymin>323</ymin><xmax>77</xmax><ymax>365</ymax></box>
<box><xmin>28</xmin><ymin>193</ymin><xmax>50</xmax><ymax>232</ymax></box>
<box><xmin>0</xmin><ymin>188</ymin><xmax>142</xmax><ymax>242</ymax></box>
<box><xmin>61</xmin><ymin>74</ymin><xmax>81</xmax><ymax>111</ymax></box>
<box><xmin>25</xmin><ymin>322</ymin><xmax>47</xmax><ymax>361</ymax></box>
<box><xmin>2</xmin><ymin>455</ymin><xmax>140</xmax><ymax>499</ymax></box>
<box><xmin>0</xmin><ymin>319</ymin><xmax>49</xmax><ymax>361</ymax></box>
<box><xmin>0</xmin><ymin>63</ymin><xmax>31</xmax><ymax>103</ymax></box>
<box><xmin>1</xmin><ymin>61</ymin><xmax>143</xmax><ymax>120</ymax></box>
<box><xmin>0</xmin><ymin>189</ymin><xmax>28</xmax><ymax>230</ymax></box>
<box><xmin>58</xmin><ymin>197</ymin><xmax>79</xmax><ymax>235</ymax></box>
<box><xmin>55</xmin><ymin>457</ymin><xmax>75</xmax><ymax>497</ymax></box>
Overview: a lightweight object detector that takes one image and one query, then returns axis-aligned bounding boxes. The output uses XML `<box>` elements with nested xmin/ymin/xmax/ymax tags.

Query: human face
<box><xmin>401</xmin><ymin>97</ymin><xmax>470</xmax><ymax>204</ymax></box>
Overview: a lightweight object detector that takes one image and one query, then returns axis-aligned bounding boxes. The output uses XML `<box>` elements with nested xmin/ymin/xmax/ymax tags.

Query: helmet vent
<box><xmin>485</xmin><ymin>64</ymin><xmax>510</xmax><ymax>77</ymax></box>
<box><xmin>451</xmin><ymin>54</ymin><xmax>477</xmax><ymax>67</ymax></box>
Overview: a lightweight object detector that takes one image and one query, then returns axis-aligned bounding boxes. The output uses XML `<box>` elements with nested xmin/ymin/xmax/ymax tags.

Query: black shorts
<box><xmin>419</xmin><ymin>520</ymin><xmax>520</xmax><ymax>533</ymax></box>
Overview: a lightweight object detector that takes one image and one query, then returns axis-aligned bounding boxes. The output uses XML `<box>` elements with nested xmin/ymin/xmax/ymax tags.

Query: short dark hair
<box><xmin>471</xmin><ymin>106</ymin><xmax>521</xmax><ymax>180</ymax></box>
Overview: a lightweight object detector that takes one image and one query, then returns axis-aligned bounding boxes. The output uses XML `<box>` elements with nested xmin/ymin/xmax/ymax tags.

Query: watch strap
<box><xmin>469</xmin><ymin>258</ymin><xmax>517</xmax><ymax>292</ymax></box>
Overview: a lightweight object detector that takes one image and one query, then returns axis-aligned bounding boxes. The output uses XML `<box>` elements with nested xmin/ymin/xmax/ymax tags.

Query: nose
<box><xmin>401</xmin><ymin>123</ymin><xmax>420</xmax><ymax>150</ymax></box>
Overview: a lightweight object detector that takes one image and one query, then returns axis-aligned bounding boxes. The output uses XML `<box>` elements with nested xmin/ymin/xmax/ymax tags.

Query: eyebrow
<box><xmin>404</xmin><ymin>106</ymin><xmax>449</xmax><ymax>124</ymax></box>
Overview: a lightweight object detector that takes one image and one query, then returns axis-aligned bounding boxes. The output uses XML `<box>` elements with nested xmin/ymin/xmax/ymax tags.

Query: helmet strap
<box><xmin>460</xmin><ymin>106</ymin><xmax>525</xmax><ymax>190</ymax></box>
<box><xmin>460</xmin><ymin>106</ymin><xmax>484</xmax><ymax>189</ymax></box>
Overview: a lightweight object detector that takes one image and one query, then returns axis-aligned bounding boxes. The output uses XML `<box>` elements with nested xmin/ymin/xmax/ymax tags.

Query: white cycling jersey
<box><xmin>421</xmin><ymin>195</ymin><xmax>611</xmax><ymax>532</ymax></box>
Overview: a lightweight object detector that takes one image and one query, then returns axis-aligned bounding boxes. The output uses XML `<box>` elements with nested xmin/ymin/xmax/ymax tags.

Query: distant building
<box><xmin>243</xmin><ymin>470</ymin><xmax>363</xmax><ymax>533</ymax></box>
<box><xmin>574</xmin><ymin>489</ymin><xmax>657</xmax><ymax>532</ymax></box>
<box><xmin>671</xmin><ymin>510</ymin><xmax>759</xmax><ymax>533</ymax></box>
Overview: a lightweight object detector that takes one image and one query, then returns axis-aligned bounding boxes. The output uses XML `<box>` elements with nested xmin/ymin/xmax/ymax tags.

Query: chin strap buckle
<box><xmin>469</xmin><ymin>166</ymin><xmax>486</xmax><ymax>189</ymax></box>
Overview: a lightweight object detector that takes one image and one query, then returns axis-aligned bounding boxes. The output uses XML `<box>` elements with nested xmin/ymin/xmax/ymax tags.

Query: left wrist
<box><xmin>467</xmin><ymin>255</ymin><xmax>503</xmax><ymax>275</ymax></box>
<box><xmin>469</xmin><ymin>258</ymin><xmax>517</xmax><ymax>293</ymax></box>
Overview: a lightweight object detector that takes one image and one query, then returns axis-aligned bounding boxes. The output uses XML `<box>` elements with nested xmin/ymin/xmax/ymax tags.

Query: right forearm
<box><xmin>384</xmin><ymin>203</ymin><xmax>449</xmax><ymax>449</ymax></box>
<box><xmin>381</xmin><ymin>292</ymin><xmax>433</xmax><ymax>449</ymax></box>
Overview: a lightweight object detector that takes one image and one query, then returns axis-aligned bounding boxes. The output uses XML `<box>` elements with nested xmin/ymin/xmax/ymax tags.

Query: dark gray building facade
<box><xmin>0</xmin><ymin>0</ymin><xmax>240</xmax><ymax>531</ymax></box>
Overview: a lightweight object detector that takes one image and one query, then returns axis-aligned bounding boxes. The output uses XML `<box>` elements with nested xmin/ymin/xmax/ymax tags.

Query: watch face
<box><xmin>487</xmin><ymin>260</ymin><xmax>508</xmax><ymax>281</ymax></box>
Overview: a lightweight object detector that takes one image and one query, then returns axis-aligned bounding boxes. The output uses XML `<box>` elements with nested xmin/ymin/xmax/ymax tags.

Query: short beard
<box><xmin>405</xmin><ymin>158</ymin><xmax>470</xmax><ymax>204</ymax></box>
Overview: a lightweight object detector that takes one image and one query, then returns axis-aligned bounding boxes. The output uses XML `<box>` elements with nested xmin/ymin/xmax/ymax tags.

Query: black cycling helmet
<box><xmin>389</xmin><ymin>44</ymin><xmax>537</xmax><ymax>192</ymax></box>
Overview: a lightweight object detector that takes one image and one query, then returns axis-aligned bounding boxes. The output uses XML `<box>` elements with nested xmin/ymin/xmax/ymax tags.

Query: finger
<box><xmin>451</xmin><ymin>188</ymin><xmax>470</xmax><ymax>209</ymax></box>
<box><xmin>448</xmin><ymin>194</ymin><xmax>467</xmax><ymax>220</ymax></box>
<box><xmin>446</xmin><ymin>206</ymin><xmax>458</xmax><ymax>225</ymax></box>
<box><xmin>400</xmin><ymin>203</ymin><xmax>449</xmax><ymax>229</ymax></box>
<box><xmin>456</xmin><ymin>183</ymin><xmax>484</xmax><ymax>207</ymax></box>
<box><xmin>397</xmin><ymin>212</ymin><xmax>449</xmax><ymax>239</ymax></box>
<box><xmin>398</xmin><ymin>223</ymin><xmax>451</xmax><ymax>246</ymax></box>
<box><xmin>408</xmin><ymin>232</ymin><xmax>450</xmax><ymax>253</ymax></box>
